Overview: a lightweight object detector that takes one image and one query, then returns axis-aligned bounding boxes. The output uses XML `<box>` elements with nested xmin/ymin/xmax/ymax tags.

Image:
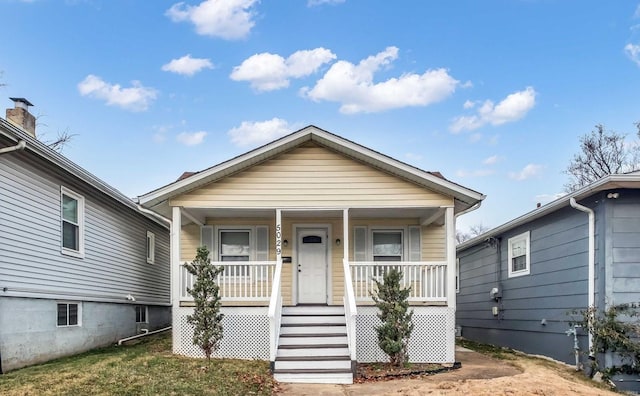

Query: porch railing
<box><xmin>343</xmin><ymin>259</ymin><xmax>358</xmax><ymax>361</ymax></box>
<box><xmin>180</xmin><ymin>261</ymin><xmax>277</xmax><ymax>301</ymax></box>
<box><xmin>268</xmin><ymin>262</ymin><xmax>283</xmax><ymax>362</ymax></box>
<box><xmin>350</xmin><ymin>261</ymin><xmax>448</xmax><ymax>302</ymax></box>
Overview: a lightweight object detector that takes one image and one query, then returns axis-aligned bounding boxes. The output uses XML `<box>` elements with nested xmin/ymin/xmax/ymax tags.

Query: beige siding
<box><xmin>171</xmin><ymin>144</ymin><xmax>452</xmax><ymax>208</ymax></box>
<box><xmin>422</xmin><ymin>225</ymin><xmax>446</xmax><ymax>261</ymax></box>
<box><xmin>178</xmin><ymin>215</ymin><xmax>447</xmax><ymax>306</ymax></box>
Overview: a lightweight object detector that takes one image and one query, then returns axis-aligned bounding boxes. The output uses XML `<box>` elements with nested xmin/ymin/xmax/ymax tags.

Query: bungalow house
<box><xmin>0</xmin><ymin>98</ymin><xmax>171</xmax><ymax>373</ymax></box>
<box><xmin>138</xmin><ymin>125</ymin><xmax>484</xmax><ymax>384</ymax></box>
<box><xmin>456</xmin><ymin>174</ymin><xmax>640</xmax><ymax>393</ymax></box>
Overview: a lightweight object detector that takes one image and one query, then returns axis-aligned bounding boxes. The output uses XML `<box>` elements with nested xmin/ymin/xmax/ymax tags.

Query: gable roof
<box><xmin>138</xmin><ymin>125</ymin><xmax>485</xmax><ymax>212</ymax></box>
<box><xmin>456</xmin><ymin>173</ymin><xmax>640</xmax><ymax>251</ymax></box>
<box><xmin>0</xmin><ymin>118</ymin><xmax>168</xmax><ymax>228</ymax></box>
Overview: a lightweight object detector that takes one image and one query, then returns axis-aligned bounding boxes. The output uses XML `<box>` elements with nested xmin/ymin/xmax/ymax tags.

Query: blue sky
<box><xmin>1</xmin><ymin>0</ymin><xmax>639</xmax><ymax>231</ymax></box>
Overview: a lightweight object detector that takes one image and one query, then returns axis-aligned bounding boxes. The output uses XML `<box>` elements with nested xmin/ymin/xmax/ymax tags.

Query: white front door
<box><xmin>297</xmin><ymin>228</ymin><xmax>328</xmax><ymax>304</ymax></box>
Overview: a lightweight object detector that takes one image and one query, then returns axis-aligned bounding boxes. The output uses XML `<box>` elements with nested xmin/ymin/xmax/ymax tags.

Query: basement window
<box><xmin>135</xmin><ymin>305</ymin><xmax>148</xmax><ymax>323</ymax></box>
<box><xmin>57</xmin><ymin>302</ymin><xmax>81</xmax><ymax>327</ymax></box>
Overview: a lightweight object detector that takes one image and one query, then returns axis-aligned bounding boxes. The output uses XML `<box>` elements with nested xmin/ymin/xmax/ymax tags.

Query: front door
<box><xmin>297</xmin><ymin>228</ymin><xmax>328</xmax><ymax>304</ymax></box>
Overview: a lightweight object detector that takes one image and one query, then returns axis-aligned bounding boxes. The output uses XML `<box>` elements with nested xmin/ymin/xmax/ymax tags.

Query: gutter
<box><xmin>136</xmin><ymin>203</ymin><xmax>172</xmax><ymax>228</ymax></box>
<box><xmin>0</xmin><ymin>140</ymin><xmax>26</xmax><ymax>155</ymax></box>
<box><xmin>569</xmin><ymin>197</ymin><xmax>595</xmax><ymax>358</ymax></box>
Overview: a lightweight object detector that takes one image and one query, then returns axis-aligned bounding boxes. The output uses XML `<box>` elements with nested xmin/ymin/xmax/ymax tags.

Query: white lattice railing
<box><xmin>180</xmin><ymin>261</ymin><xmax>277</xmax><ymax>301</ymax></box>
<box><xmin>350</xmin><ymin>261</ymin><xmax>448</xmax><ymax>302</ymax></box>
<box><xmin>343</xmin><ymin>259</ymin><xmax>358</xmax><ymax>361</ymax></box>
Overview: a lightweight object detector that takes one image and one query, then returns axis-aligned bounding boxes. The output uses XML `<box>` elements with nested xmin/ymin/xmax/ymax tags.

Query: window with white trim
<box><xmin>372</xmin><ymin>230</ymin><xmax>403</xmax><ymax>262</ymax></box>
<box><xmin>61</xmin><ymin>187</ymin><xmax>84</xmax><ymax>257</ymax></box>
<box><xmin>57</xmin><ymin>302</ymin><xmax>81</xmax><ymax>327</ymax></box>
<box><xmin>146</xmin><ymin>231</ymin><xmax>155</xmax><ymax>264</ymax></box>
<box><xmin>213</xmin><ymin>226</ymin><xmax>269</xmax><ymax>280</ymax></box>
<box><xmin>135</xmin><ymin>305</ymin><xmax>148</xmax><ymax>323</ymax></box>
<box><xmin>219</xmin><ymin>230</ymin><xmax>250</xmax><ymax>262</ymax></box>
<box><xmin>508</xmin><ymin>231</ymin><xmax>530</xmax><ymax>277</ymax></box>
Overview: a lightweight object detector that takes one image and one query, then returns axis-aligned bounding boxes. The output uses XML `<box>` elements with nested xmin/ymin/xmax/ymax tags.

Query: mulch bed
<box><xmin>355</xmin><ymin>362</ymin><xmax>461</xmax><ymax>383</ymax></box>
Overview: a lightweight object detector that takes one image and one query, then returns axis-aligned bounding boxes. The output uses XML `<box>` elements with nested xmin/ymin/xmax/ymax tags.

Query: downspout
<box><xmin>0</xmin><ymin>140</ymin><xmax>26</xmax><ymax>155</ymax></box>
<box><xmin>569</xmin><ymin>197</ymin><xmax>595</xmax><ymax>359</ymax></box>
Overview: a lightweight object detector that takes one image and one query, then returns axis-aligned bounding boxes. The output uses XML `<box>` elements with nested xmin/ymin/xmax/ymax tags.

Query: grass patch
<box><xmin>457</xmin><ymin>338</ymin><xmax>517</xmax><ymax>360</ymax></box>
<box><xmin>0</xmin><ymin>332</ymin><xmax>277</xmax><ymax>396</ymax></box>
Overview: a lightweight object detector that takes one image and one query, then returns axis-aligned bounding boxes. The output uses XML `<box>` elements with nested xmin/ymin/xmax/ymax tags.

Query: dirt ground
<box><xmin>277</xmin><ymin>346</ymin><xmax>619</xmax><ymax>395</ymax></box>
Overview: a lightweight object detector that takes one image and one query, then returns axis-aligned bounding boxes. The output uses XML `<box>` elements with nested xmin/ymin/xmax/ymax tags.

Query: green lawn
<box><xmin>0</xmin><ymin>332</ymin><xmax>277</xmax><ymax>396</ymax></box>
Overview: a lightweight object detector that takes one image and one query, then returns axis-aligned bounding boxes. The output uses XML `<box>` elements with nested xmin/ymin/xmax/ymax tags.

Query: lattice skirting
<box><xmin>174</xmin><ymin>306</ymin><xmax>269</xmax><ymax>359</ymax></box>
<box><xmin>356</xmin><ymin>306</ymin><xmax>455</xmax><ymax>363</ymax></box>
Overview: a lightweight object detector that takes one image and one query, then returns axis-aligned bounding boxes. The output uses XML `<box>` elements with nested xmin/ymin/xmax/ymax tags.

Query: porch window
<box><xmin>61</xmin><ymin>187</ymin><xmax>84</xmax><ymax>258</ymax></box>
<box><xmin>220</xmin><ymin>231</ymin><xmax>250</xmax><ymax>261</ymax></box>
<box><xmin>372</xmin><ymin>231</ymin><xmax>403</xmax><ymax>261</ymax></box>
<box><xmin>508</xmin><ymin>231</ymin><xmax>530</xmax><ymax>278</ymax></box>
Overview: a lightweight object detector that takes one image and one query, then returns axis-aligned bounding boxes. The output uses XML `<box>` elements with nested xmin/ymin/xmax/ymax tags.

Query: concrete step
<box><xmin>274</xmin><ymin>357</ymin><xmax>351</xmax><ymax>371</ymax></box>
<box><xmin>278</xmin><ymin>334</ymin><xmax>348</xmax><ymax>346</ymax></box>
<box><xmin>280</xmin><ymin>324</ymin><xmax>347</xmax><ymax>337</ymax></box>
<box><xmin>281</xmin><ymin>315</ymin><xmax>345</xmax><ymax>325</ymax></box>
<box><xmin>273</xmin><ymin>369</ymin><xmax>353</xmax><ymax>384</ymax></box>
<box><xmin>276</xmin><ymin>346</ymin><xmax>350</xmax><ymax>358</ymax></box>
<box><xmin>282</xmin><ymin>306</ymin><xmax>345</xmax><ymax>316</ymax></box>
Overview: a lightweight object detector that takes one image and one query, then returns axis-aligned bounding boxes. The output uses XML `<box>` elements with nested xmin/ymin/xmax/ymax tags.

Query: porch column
<box><xmin>275</xmin><ymin>209</ymin><xmax>282</xmax><ymax>267</ymax></box>
<box><xmin>342</xmin><ymin>208</ymin><xmax>349</xmax><ymax>262</ymax></box>
<box><xmin>445</xmin><ymin>206</ymin><xmax>455</xmax><ymax>309</ymax></box>
<box><xmin>171</xmin><ymin>206</ymin><xmax>182</xmax><ymax>351</ymax></box>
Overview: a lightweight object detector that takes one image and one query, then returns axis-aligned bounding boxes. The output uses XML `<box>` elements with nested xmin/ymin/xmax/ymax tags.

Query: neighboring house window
<box><xmin>146</xmin><ymin>231</ymin><xmax>155</xmax><ymax>264</ymax></box>
<box><xmin>61</xmin><ymin>187</ymin><xmax>84</xmax><ymax>257</ymax></box>
<box><xmin>57</xmin><ymin>302</ymin><xmax>81</xmax><ymax>327</ymax></box>
<box><xmin>135</xmin><ymin>305</ymin><xmax>148</xmax><ymax>323</ymax></box>
<box><xmin>508</xmin><ymin>231</ymin><xmax>530</xmax><ymax>277</ymax></box>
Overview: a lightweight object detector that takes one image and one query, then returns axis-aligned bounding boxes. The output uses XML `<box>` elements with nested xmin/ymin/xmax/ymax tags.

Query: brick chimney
<box><xmin>6</xmin><ymin>97</ymin><xmax>36</xmax><ymax>137</ymax></box>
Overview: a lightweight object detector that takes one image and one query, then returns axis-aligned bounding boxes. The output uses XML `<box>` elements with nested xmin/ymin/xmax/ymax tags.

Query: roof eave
<box><xmin>456</xmin><ymin>174</ymin><xmax>640</xmax><ymax>251</ymax></box>
<box><xmin>139</xmin><ymin>125</ymin><xmax>485</xmax><ymax>210</ymax></box>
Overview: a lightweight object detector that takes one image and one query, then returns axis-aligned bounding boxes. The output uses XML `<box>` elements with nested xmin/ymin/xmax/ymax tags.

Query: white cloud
<box><xmin>162</xmin><ymin>54</ymin><xmax>214</xmax><ymax>76</ymax></box>
<box><xmin>508</xmin><ymin>163</ymin><xmax>543</xmax><ymax>181</ymax></box>
<box><xmin>177</xmin><ymin>131</ymin><xmax>207</xmax><ymax>146</ymax></box>
<box><xmin>166</xmin><ymin>0</ymin><xmax>258</xmax><ymax>40</ymax></box>
<box><xmin>483</xmin><ymin>155</ymin><xmax>500</xmax><ymax>165</ymax></box>
<box><xmin>534</xmin><ymin>192</ymin><xmax>567</xmax><ymax>205</ymax></box>
<box><xmin>634</xmin><ymin>4</ymin><xmax>640</xmax><ymax>18</ymax></box>
<box><xmin>228</xmin><ymin>118</ymin><xmax>294</xmax><ymax>146</ymax></box>
<box><xmin>307</xmin><ymin>0</ymin><xmax>345</xmax><ymax>6</ymax></box>
<box><xmin>624</xmin><ymin>43</ymin><xmax>640</xmax><ymax>66</ymax></box>
<box><xmin>450</xmin><ymin>87</ymin><xmax>537</xmax><ymax>133</ymax></box>
<box><xmin>455</xmin><ymin>169</ymin><xmax>495</xmax><ymax>178</ymax></box>
<box><xmin>230</xmin><ymin>48</ymin><xmax>336</xmax><ymax>91</ymax></box>
<box><xmin>77</xmin><ymin>75</ymin><xmax>157</xmax><ymax>112</ymax></box>
<box><xmin>463</xmin><ymin>100</ymin><xmax>476</xmax><ymax>109</ymax></box>
<box><xmin>302</xmin><ymin>46</ymin><xmax>459</xmax><ymax>114</ymax></box>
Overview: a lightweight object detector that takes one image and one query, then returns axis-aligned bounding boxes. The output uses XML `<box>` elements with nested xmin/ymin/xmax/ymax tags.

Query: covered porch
<box><xmin>170</xmin><ymin>205</ymin><xmax>457</xmax><ymax>367</ymax></box>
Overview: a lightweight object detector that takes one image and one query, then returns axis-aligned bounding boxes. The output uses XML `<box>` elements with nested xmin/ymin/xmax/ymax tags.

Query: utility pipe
<box><xmin>0</xmin><ymin>140</ymin><xmax>26</xmax><ymax>155</ymax></box>
<box><xmin>569</xmin><ymin>197</ymin><xmax>595</xmax><ymax>358</ymax></box>
<box><xmin>117</xmin><ymin>326</ymin><xmax>172</xmax><ymax>345</ymax></box>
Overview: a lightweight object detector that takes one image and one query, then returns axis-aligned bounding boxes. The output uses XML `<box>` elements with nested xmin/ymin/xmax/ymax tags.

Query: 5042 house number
<box><xmin>275</xmin><ymin>223</ymin><xmax>282</xmax><ymax>256</ymax></box>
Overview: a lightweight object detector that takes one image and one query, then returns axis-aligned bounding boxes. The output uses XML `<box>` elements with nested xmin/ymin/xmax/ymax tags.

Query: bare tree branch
<box><xmin>564</xmin><ymin>124</ymin><xmax>640</xmax><ymax>192</ymax></box>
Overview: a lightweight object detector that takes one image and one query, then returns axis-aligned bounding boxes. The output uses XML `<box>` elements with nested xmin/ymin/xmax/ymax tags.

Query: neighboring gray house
<box><xmin>0</xmin><ymin>99</ymin><xmax>171</xmax><ymax>373</ymax></box>
<box><xmin>456</xmin><ymin>174</ymin><xmax>640</xmax><ymax>392</ymax></box>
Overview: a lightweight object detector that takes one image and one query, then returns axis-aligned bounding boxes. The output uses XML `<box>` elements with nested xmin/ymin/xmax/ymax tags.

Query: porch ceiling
<box><xmin>180</xmin><ymin>207</ymin><xmax>445</xmax><ymax>225</ymax></box>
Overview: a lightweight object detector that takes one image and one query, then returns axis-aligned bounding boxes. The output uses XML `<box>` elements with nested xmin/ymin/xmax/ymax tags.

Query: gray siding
<box><xmin>0</xmin><ymin>149</ymin><xmax>170</xmax><ymax>305</ymax></box>
<box><xmin>457</xmin><ymin>204</ymin><xmax>594</xmax><ymax>365</ymax></box>
<box><xmin>607</xmin><ymin>189</ymin><xmax>640</xmax><ymax>306</ymax></box>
